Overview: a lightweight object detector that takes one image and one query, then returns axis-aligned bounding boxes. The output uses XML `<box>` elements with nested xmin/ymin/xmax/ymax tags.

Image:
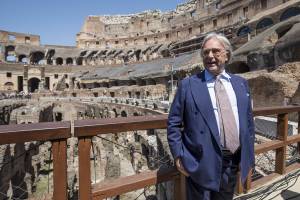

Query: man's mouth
<box><xmin>206</xmin><ymin>61</ymin><xmax>217</xmax><ymax>65</ymax></box>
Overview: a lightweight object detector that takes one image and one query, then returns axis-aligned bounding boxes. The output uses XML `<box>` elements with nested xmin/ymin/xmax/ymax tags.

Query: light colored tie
<box><xmin>214</xmin><ymin>75</ymin><xmax>240</xmax><ymax>153</ymax></box>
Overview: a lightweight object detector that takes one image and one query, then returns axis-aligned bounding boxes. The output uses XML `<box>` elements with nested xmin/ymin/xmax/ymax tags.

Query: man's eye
<box><xmin>212</xmin><ymin>48</ymin><xmax>221</xmax><ymax>53</ymax></box>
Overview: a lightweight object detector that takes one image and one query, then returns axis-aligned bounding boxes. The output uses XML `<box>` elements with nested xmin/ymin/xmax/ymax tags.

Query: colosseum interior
<box><xmin>0</xmin><ymin>0</ymin><xmax>300</xmax><ymax>199</ymax></box>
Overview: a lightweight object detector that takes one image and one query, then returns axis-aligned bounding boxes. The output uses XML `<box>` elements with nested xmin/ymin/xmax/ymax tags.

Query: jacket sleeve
<box><xmin>167</xmin><ymin>80</ymin><xmax>185</xmax><ymax>160</ymax></box>
<box><xmin>245</xmin><ymin>79</ymin><xmax>255</xmax><ymax>167</ymax></box>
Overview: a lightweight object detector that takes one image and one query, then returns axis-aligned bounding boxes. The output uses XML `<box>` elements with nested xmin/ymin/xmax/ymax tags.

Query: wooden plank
<box><xmin>180</xmin><ymin>174</ymin><xmax>186</xmax><ymax>200</ymax></box>
<box><xmin>250</xmin><ymin>163</ymin><xmax>300</xmax><ymax>191</ymax></box>
<box><xmin>0</xmin><ymin>121</ymin><xmax>71</xmax><ymax>145</ymax></box>
<box><xmin>174</xmin><ymin>177</ymin><xmax>181</xmax><ymax>200</ymax></box>
<box><xmin>253</xmin><ymin>106</ymin><xmax>300</xmax><ymax>116</ymax></box>
<box><xmin>74</xmin><ymin>115</ymin><xmax>168</xmax><ymax>137</ymax></box>
<box><xmin>251</xmin><ymin>173</ymin><xmax>280</xmax><ymax>190</ymax></box>
<box><xmin>254</xmin><ymin>140</ymin><xmax>284</xmax><ymax>154</ymax></box>
<box><xmin>92</xmin><ymin>167</ymin><xmax>179</xmax><ymax>199</ymax></box>
<box><xmin>286</xmin><ymin>134</ymin><xmax>300</xmax><ymax>145</ymax></box>
<box><xmin>275</xmin><ymin>114</ymin><xmax>288</xmax><ymax>174</ymax></box>
<box><xmin>79</xmin><ymin>137</ymin><xmax>92</xmax><ymax>200</ymax></box>
<box><xmin>298</xmin><ymin>112</ymin><xmax>300</xmax><ymax>155</ymax></box>
<box><xmin>52</xmin><ymin>139</ymin><xmax>68</xmax><ymax>200</ymax></box>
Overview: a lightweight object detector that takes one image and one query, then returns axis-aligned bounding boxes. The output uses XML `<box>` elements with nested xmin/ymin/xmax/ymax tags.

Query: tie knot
<box><xmin>215</xmin><ymin>75</ymin><xmax>222</xmax><ymax>82</ymax></box>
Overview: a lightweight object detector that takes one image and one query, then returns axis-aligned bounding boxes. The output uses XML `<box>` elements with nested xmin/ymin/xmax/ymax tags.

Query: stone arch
<box><xmin>4</xmin><ymin>82</ymin><xmax>14</xmax><ymax>90</ymax></box>
<box><xmin>66</xmin><ymin>57</ymin><xmax>73</xmax><ymax>65</ymax></box>
<box><xmin>256</xmin><ymin>18</ymin><xmax>274</xmax><ymax>30</ymax></box>
<box><xmin>280</xmin><ymin>7</ymin><xmax>300</xmax><ymax>21</ymax></box>
<box><xmin>133</xmin><ymin>112</ymin><xmax>139</xmax><ymax>116</ymax></box>
<box><xmin>46</xmin><ymin>49</ymin><xmax>55</xmax><ymax>64</ymax></box>
<box><xmin>121</xmin><ymin>110</ymin><xmax>127</xmax><ymax>117</ymax></box>
<box><xmin>76</xmin><ymin>57</ymin><xmax>83</xmax><ymax>65</ymax></box>
<box><xmin>227</xmin><ymin>61</ymin><xmax>250</xmax><ymax>73</ymax></box>
<box><xmin>28</xmin><ymin>77</ymin><xmax>40</xmax><ymax>93</ymax></box>
<box><xmin>146</xmin><ymin>79</ymin><xmax>156</xmax><ymax>85</ymax></box>
<box><xmin>5</xmin><ymin>45</ymin><xmax>16</xmax><ymax>62</ymax></box>
<box><xmin>112</xmin><ymin>108</ymin><xmax>118</xmax><ymax>118</ymax></box>
<box><xmin>18</xmin><ymin>55</ymin><xmax>28</xmax><ymax>63</ymax></box>
<box><xmin>56</xmin><ymin>57</ymin><xmax>63</xmax><ymax>65</ymax></box>
<box><xmin>30</xmin><ymin>51</ymin><xmax>44</xmax><ymax>64</ymax></box>
<box><xmin>237</xmin><ymin>26</ymin><xmax>251</xmax><ymax>37</ymax></box>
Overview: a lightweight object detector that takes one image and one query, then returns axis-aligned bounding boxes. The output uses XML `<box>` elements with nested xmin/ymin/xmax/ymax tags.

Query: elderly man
<box><xmin>167</xmin><ymin>32</ymin><xmax>254</xmax><ymax>200</ymax></box>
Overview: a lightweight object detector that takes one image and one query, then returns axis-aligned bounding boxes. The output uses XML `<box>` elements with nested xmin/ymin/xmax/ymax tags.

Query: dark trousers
<box><xmin>186</xmin><ymin>149</ymin><xmax>240</xmax><ymax>200</ymax></box>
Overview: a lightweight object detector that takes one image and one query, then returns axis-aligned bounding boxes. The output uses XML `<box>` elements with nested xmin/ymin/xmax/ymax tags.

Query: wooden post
<box><xmin>174</xmin><ymin>174</ymin><xmax>186</xmax><ymax>200</ymax></box>
<box><xmin>52</xmin><ymin>139</ymin><xmax>68</xmax><ymax>200</ymax></box>
<box><xmin>275</xmin><ymin>113</ymin><xmax>288</xmax><ymax>174</ymax></box>
<box><xmin>236</xmin><ymin>171</ymin><xmax>243</xmax><ymax>194</ymax></box>
<box><xmin>297</xmin><ymin>112</ymin><xmax>300</xmax><ymax>153</ymax></box>
<box><xmin>245</xmin><ymin>169</ymin><xmax>252</xmax><ymax>192</ymax></box>
<box><xmin>79</xmin><ymin>137</ymin><xmax>92</xmax><ymax>200</ymax></box>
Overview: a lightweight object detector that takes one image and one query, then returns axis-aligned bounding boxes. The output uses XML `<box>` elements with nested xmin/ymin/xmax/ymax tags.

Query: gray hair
<box><xmin>201</xmin><ymin>32</ymin><xmax>233</xmax><ymax>62</ymax></box>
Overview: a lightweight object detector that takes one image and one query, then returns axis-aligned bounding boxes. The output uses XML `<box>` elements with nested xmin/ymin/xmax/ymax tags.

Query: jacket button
<box><xmin>200</xmin><ymin>131</ymin><xmax>204</xmax><ymax>134</ymax></box>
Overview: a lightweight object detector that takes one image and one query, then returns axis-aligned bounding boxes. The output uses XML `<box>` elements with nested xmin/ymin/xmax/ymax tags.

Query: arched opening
<box><xmin>4</xmin><ymin>82</ymin><xmax>14</xmax><ymax>91</ymax></box>
<box><xmin>5</xmin><ymin>45</ymin><xmax>16</xmax><ymax>62</ymax></box>
<box><xmin>135</xmin><ymin>49</ymin><xmax>141</xmax><ymax>61</ymax></box>
<box><xmin>55</xmin><ymin>112</ymin><xmax>63</xmax><ymax>121</ymax></box>
<box><xmin>56</xmin><ymin>57</ymin><xmax>63</xmax><ymax>65</ymax></box>
<box><xmin>46</xmin><ymin>49</ymin><xmax>55</xmax><ymax>65</ymax></box>
<box><xmin>226</xmin><ymin>62</ymin><xmax>250</xmax><ymax>74</ymax></box>
<box><xmin>280</xmin><ymin>7</ymin><xmax>300</xmax><ymax>21</ymax></box>
<box><xmin>28</xmin><ymin>77</ymin><xmax>40</xmax><ymax>93</ymax></box>
<box><xmin>76</xmin><ymin>57</ymin><xmax>83</xmax><ymax>65</ymax></box>
<box><xmin>237</xmin><ymin>26</ymin><xmax>251</xmax><ymax>37</ymax></box>
<box><xmin>101</xmin><ymin>82</ymin><xmax>109</xmax><ymax>88</ymax></box>
<box><xmin>135</xmin><ymin>91</ymin><xmax>141</xmax><ymax>99</ymax></box>
<box><xmin>30</xmin><ymin>51</ymin><xmax>44</xmax><ymax>64</ymax></box>
<box><xmin>147</xmin><ymin>79</ymin><xmax>156</xmax><ymax>85</ymax></box>
<box><xmin>121</xmin><ymin>111</ymin><xmax>127</xmax><ymax>117</ymax></box>
<box><xmin>256</xmin><ymin>18</ymin><xmax>273</xmax><ymax>31</ymax></box>
<box><xmin>66</xmin><ymin>57</ymin><xmax>73</xmax><ymax>65</ymax></box>
<box><xmin>137</xmin><ymin>79</ymin><xmax>146</xmax><ymax>86</ymax></box>
<box><xmin>18</xmin><ymin>55</ymin><xmax>28</xmax><ymax>63</ymax></box>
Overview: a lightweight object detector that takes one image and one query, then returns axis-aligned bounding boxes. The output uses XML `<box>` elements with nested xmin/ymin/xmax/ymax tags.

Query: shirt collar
<box><xmin>204</xmin><ymin>69</ymin><xmax>231</xmax><ymax>82</ymax></box>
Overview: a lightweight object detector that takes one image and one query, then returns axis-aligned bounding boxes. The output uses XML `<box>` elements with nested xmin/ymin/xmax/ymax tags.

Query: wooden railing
<box><xmin>0</xmin><ymin>122</ymin><xmax>71</xmax><ymax>200</ymax></box>
<box><xmin>0</xmin><ymin>106</ymin><xmax>299</xmax><ymax>199</ymax></box>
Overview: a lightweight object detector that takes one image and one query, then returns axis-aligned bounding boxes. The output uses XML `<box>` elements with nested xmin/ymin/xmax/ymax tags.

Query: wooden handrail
<box><xmin>253</xmin><ymin>106</ymin><xmax>300</xmax><ymax>116</ymax></box>
<box><xmin>74</xmin><ymin>114</ymin><xmax>168</xmax><ymax>137</ymax></box>
<box><xmin>0</xmin><ymin>121</ymin><xmax>71</xmax><ymax>200</ymax></box>
<box><xmin>0</xmin><ymin>106</ymin><xmax>300</xmax><ymax>199</ymax></box>
<box><xmin>92</xmin><ymin>167</ymin><xmax>180</xmax><ymax>200</ymax></box>
<box><xmin>0</xmin><ymin>121</ymin><xmax>71</xmax><ymax>145</ymax></box>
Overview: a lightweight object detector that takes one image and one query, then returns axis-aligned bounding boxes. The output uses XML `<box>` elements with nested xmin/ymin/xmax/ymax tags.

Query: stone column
<box><xmin>82</xmin><ymin>59</ymin><xmax>86</xmax><ymax>66</ymax></box>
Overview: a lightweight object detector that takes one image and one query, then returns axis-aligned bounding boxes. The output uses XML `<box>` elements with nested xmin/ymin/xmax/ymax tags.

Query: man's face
<box><xmin>202</xmin><ymin>38</ymin><xmax>228</xmax><ymax>76</ymax></box>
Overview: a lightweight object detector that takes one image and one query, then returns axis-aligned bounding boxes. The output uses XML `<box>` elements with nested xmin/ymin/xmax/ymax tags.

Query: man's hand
<box><xmin>175</xmin><ymin>158</ymin><xmax>190</xmax><ymax>177</ymax></box>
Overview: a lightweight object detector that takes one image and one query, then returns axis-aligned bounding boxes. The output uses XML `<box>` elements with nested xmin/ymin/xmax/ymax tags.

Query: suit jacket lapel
<box><xmin>189</xmin><ymin>72</ymin><xmax>222</xmax><ymax>149</ymax></box>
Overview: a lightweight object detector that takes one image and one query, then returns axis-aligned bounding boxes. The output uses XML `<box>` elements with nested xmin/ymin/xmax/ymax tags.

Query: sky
<box><xmin>0</xmin><ymin>0</ymin><xmax>187</xmax><ymax>46</ymax></box>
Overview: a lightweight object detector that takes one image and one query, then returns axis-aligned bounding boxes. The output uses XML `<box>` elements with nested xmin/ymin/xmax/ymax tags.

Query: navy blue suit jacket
<box><xmin>167</xmin><ymin>71</ymin><xmax>255</xmax><ymax>191</ymax></box>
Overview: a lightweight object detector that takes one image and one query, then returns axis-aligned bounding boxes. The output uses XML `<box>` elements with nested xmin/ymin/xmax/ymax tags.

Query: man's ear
<box><xmin>226</xmin><ymin>51</ymin><xmax>231</xmax><ymax>62</ymax></box>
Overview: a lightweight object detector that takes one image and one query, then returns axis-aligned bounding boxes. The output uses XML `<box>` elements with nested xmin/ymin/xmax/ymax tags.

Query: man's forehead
<box><xmin>202</xmin><ymin>37</ymin><xmax>225</xmax><ymax>49</ymax></box>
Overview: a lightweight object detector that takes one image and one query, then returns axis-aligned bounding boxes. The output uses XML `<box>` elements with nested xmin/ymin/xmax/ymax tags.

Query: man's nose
<box><xmin>208</xmin><ymin>50</ymin><xmax>214</xmax><ymax>57</ymax></box>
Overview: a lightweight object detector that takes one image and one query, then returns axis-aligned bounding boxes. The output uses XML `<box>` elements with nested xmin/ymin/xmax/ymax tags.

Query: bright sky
<box><xmin>0</xmin><ymin>0</ymin><xmax>186</xmax><ymax>46</ymax></box>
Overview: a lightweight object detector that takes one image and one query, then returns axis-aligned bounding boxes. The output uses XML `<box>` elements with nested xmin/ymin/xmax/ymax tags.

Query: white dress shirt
<box><xmin>204</xmin><ymin>70</ymin><xmax>240</xmax><ymax>139</ymax></box>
